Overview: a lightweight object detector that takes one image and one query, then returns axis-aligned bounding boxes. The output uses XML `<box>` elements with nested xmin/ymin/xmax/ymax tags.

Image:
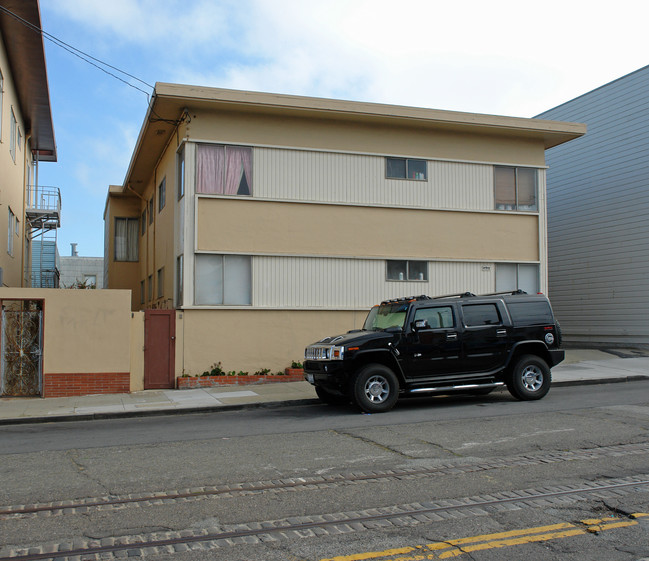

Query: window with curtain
<box><xmin>196</xmin><ymin>144</ymin><xmax>252</xmax><ymax>195</ymax></box>
<box><xmin>495</xmin><ymin>263</ymin><xmax>539</xmax><ymax>294</ymax></box>
<box><xmin>495</xmin><ymin>166</ymin><xmax>538</xmax><ymax>211</ymax></box>
<box><xmin>114</xmin><ymin>217</ymin><xmax>139</xmax><ymax>262</ymax></box>
<box><xmin>195</xmin><ymin>254</ymin><xmax>251</xmax><ymax>305</ymax></box>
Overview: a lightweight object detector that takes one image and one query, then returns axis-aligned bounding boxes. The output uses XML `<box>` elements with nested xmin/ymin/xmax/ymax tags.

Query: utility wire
<box><xmin>0</xmin><ymin>5</ymin><xmax>154</xmax><ymax>100</ymax></box>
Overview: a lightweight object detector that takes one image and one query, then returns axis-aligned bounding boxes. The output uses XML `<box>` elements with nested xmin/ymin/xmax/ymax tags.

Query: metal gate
<box><xmin>1</xmin><ymin>299</ymin><xmax>43</xmax><ymax>396</ymax></box>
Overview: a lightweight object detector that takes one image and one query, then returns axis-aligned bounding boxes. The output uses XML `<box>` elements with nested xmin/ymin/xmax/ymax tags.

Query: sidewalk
<box><xmin>1</xmin><ymin>350</ymin><xmax>648</xmax><ymax>425</ymax></box>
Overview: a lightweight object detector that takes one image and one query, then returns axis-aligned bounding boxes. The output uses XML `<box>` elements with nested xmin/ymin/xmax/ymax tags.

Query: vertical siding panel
<box><xmin>255</xmin><ymin>147</ymin><xmax>496</xmax><ymax>211</ymax></box>
<box><xmin>253</xmin><ymin>257</ymin><xmax>496</xmax><ymax>308</ymax></box>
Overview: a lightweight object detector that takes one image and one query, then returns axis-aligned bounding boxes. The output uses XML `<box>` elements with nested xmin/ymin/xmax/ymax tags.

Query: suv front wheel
<box><xmin>353</xmin><ymin>364</ymin><xmax>399</xmax><ymax>413</ymax></box>
<box><xmin>507</xmin><ymin>354</ymin><xmax>551</xmax><ymax>400</ymax></box>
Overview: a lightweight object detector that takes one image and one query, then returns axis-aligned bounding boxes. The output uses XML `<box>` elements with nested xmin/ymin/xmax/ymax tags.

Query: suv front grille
<box><xmin>305</xmin><ymin>346</ymin><xmax>331</xmax><ymax>360</ymax></box>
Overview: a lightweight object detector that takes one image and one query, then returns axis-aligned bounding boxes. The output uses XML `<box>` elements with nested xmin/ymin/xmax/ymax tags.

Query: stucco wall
<box><xmin>179</xmin><ymin>308</ymin><xmax>366</xmax><ymax>376</ymax></box>
<box><xmin>0</xmin><ymin>288</ymin><xmax>140</xmax><ymax>396</ymax></box>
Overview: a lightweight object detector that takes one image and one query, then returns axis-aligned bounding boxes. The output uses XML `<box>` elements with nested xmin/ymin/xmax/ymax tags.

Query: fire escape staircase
<box><xmin>25</xmin><ymin>186</ymin><xmax>61</xmax><ymax>288</ymax></box>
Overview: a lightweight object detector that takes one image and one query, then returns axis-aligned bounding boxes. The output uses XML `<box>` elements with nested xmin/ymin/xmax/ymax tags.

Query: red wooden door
<box><xmin>144</xmin><ymin>310</ymin><xmax>176</xmax><ymax>389</ymax></box>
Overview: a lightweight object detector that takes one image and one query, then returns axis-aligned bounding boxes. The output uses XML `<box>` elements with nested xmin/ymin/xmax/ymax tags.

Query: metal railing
<box><xmin>27</xmin><ymin>185</ymin><xmax>61</xmax><ymax>213</ymax></box>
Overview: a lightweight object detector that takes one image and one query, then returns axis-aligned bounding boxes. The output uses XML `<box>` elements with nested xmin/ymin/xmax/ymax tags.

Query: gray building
<box><xmin>537</xmin><ymin>65</ymin><xmax>649</xmax><ymax>346</ymax></box>
<box><xmin>59</xmin><ymin>244</ymin><xmax>104</xmax><ymax>289</ymax></box>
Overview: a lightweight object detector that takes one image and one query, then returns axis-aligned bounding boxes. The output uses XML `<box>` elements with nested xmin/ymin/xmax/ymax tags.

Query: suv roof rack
<box><xmin>380</xmin><ymin>295</ymin><xmax>431</xmax><ymax>305</ymax></box>
<box><xmin>431</xmin><ymin>292</ymin><xmax>476</xmax><ymax>299</ymax></box>
<box><xmin>478</xmin><ymin>289</ymin><xmax>528</xmax><ymax>297</ymax></box>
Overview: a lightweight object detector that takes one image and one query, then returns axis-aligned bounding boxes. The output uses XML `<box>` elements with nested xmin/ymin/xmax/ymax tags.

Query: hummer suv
<box><xmin>304</xmin><ymin>291</ymin><xmax>564</xmax><ymax>413</ymax></box>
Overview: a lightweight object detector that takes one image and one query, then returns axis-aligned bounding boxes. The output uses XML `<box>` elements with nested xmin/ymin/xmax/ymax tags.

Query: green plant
<box><xmin>291</xmin><ymin>360</ymin><xmax>303</xmax><ymax>369</ymax></box>
<box><xmin>201</xmin><ymin>362</ymin><xmax>225</xmax><ymax>377</ymax></box>
<box><xmin>253</xmin><ymin>368</ymin><xmax>271</xmax><ymax>376</ymax></box>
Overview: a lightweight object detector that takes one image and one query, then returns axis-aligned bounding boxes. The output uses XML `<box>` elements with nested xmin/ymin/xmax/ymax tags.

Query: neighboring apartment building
<box><xmin>30</xmin><ymin>239</ymin><xmax>59</xmax><ymax>288</ymax></box>
<box><xmin>104</xmin><ymin>83</ymin><xmax>584</xmax><ymax>379</ymax></box>
<box><xmin>537</xmin><ymin>65</ymin><xmax>649</xmax><ymax>347</ymax></box>
<box><xmin>0</xmin><ymin>0</ymin><xmax>58</xmax><ymax>287</ymax></box>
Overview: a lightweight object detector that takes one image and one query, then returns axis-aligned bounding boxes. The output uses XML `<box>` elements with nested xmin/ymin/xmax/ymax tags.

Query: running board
<box><xmin>407</xmin><ymin>382</ymin><xmax>505</xmax><ymax>394</ymax></box>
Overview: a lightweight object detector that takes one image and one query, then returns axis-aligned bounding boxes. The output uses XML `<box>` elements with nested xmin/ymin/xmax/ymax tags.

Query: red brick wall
<box><xmin>42</xmin><ymin>373</ymin><xmax>130</xmax><ymax>398</ymax></box>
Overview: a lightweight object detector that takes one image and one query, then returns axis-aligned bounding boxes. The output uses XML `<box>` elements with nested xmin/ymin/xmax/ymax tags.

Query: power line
<box><xmin>0</xmin><ymin>4</ymin><xmax>154</xmax><ymax>100</ymax></box>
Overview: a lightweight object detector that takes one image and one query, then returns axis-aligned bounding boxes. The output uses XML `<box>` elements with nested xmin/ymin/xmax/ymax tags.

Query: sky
<box><xmin>33</xmin><ymin>0</ymin><xmax>649</xmax><ymax>258</ymax></box>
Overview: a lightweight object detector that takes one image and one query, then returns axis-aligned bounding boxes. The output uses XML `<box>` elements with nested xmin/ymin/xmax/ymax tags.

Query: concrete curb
<box><xmin>1</xmin><ymin>375</ymin><xmax>648</xmax><ymax>427</ymax></box>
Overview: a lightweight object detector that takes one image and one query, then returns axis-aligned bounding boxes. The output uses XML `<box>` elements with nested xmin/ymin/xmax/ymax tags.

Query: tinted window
<box><xmin>462</xmin><ymin>304</ymin><xmax>501</xmax><ymax>326</ymax></box>
<box><xmin>507</xmin><ymin>301</ymin><xmax>553</xmax><ymax>325</ymax></box>
<box><xmin>414</xmin><ymin>306</ymin><xmax>454</xmax><ymax>329</ymax></box>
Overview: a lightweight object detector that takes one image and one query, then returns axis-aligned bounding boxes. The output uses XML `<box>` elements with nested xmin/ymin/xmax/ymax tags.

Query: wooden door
<box><xmin>144</xmin><ymin>310</ymin><xmax>176</xmax><ymax>389</ymax></box>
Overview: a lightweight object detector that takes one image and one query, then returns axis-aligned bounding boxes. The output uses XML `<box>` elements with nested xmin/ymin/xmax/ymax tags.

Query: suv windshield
<box><xmin>363</xmin><ymin>302</ymin><xmax>409</xmax><ymax>331</ymax></box>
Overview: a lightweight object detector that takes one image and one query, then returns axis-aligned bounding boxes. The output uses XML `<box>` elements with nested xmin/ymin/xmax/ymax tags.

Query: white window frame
<box><xmin>194</xmin><ymin>254</ymin><xmax>252</xmax><ymax>306</ymax></box>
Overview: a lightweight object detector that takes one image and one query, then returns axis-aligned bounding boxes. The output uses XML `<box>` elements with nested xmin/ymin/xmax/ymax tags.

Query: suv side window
<box><xmin>413</xmin><ymin>306</ymin><xmax>454</xmax><ymax>329</ymax></box>
<box><xmin>462</xmin><ymin>303</ymin><xmax>502</xmax><ymax>326</ymax></box>
<box><xmin>507</xmin><ymin>301</ymin><xmax>553</xmax><ymax>325</ymax></box>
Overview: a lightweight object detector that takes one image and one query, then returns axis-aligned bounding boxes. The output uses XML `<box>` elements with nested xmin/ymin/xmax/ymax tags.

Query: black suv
<box><xmin>304</xmin><ymin>291</ymin><xmax>564</xmax><ymax>413</ymax></box>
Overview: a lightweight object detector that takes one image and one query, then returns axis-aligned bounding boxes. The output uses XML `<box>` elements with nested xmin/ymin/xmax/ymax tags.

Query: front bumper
<box><xmin>303</xmin><ymin>360</ymin><xmax>349</xmax><ymax>390</ymax></box>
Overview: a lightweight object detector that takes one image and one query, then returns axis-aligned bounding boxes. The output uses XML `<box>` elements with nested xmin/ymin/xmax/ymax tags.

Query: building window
<box><xmin>494</xmin><ymin>166</ymin><xmax>537</xmax><ymax>211</ymax></box>
<box><xmin>176</xmin><ymin>255</ymin><xmax>183</xmax><ymax>307</ymax></box>
<box><xmin>195</xmin><ymin>254</ymin><xmax>251</xmax><ymax>305</ymax></box>
<box><xmin>157</xmin><ymin>267</ymin><xmax>164</xmax><ymax>299</ymax></box>
<box><xmin>140</xmin><ymin>280</ymin><xmax>145</xmax><ymax>304</ymax></box>
<box><xmin>386</xmin><ymin>157</ymin><xmax>427</xmax><ymax>180</ymax></box>
<box><xmin>17</xmin><ymin>127</ymin><xmax>22</xmax><ymax>151</ymax></box>
<box><xmin>114</xmin><ymin>217</ymin><xmax>139</xmax><ymax>262</ymax></box>
<box><xmin>9</xmin><ymin>108</ymin><xmax>17</xmax><ymax>162</ymax></box>
<box><xmin>196</xmin><ymin>144</ymin><xmax>252</xmax><ymax>195</ymax></box>
<box><xmin>158</xmin><ymin>177</ymin><xmax>166</xmax><ymax>212</ymax></box>
<box><xmin>147</xmin><ymin>274</ymin><xmax>153</xmax><ymax>301</ymax></box>
<box><xmin>148</xmin><ymin>196</ymin><xmax>154</xmax><ymax>224</ymax></box>
<box><xmin>177</xmin><ymin>146</ymin><xmax>185</xmax><ymax>199</ymax></box>
<box><xmin>387</xmin><ymin>260</ymin><xmax>428</xmax><ymax>281</ymax></box>
<box><xmin>141</xmin><ymin>209</ymin><xmax>146</xmax><ymax>235</ymax></box>
<box><xmin>7</xmin><ymin>208</ymin><xmax>15</xmax><ymax>255</ymax></box>
<box><xmin>495</xmin><ymin>263</ymin><xmax>539</xmax><ymax>294</ymax></box>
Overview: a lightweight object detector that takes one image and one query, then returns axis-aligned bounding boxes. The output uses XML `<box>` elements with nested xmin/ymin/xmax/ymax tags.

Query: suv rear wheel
<box><xmin>507</xmin><ymin>354</ymin><xmax>551</xmax><ymax>400</ymax></box>
<box><xmin>353</xmin><ymin>364</ymin><xmax>399</xmax><ymax>413</ymax></box>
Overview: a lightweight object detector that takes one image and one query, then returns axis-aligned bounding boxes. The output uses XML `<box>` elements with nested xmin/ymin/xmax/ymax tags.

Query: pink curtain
<box><xmin>224</xmin><ymin>147</ymin><xmax>252</xmax><ymax>195</ymax></box>
<box><xmin>196</xmin><ymin>144</ymin><xmax>225</xmax><ymax>194</ymax></box>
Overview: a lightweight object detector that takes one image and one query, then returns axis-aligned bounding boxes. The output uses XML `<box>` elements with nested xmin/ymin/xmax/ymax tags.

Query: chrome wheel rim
<box><xmin>521</xmin><ymin>365</ymin><xmax>543</xmax><ymax>391</ymax></box>
<box><xmin>364</xmin><ymin>375</ymin><xmax>390</xmax><ymax>403</ymax></box>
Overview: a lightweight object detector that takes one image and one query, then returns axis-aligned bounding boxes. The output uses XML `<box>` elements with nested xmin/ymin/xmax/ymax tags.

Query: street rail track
<box><xmin>2</xmin><ymin>440</ymin><xmax>648</xmax><ymax>521</ymax></box>
<box><xmin>1</xmin><ymin>476</ymin><xmax>649</xmax><ymax>560</ymax></box>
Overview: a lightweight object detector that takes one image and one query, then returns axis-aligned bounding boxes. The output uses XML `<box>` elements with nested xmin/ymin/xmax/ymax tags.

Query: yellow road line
<box><xmin>319</xmin><ymin>514</ymin><xmax>647</xmax><ymax>561</ymax></box>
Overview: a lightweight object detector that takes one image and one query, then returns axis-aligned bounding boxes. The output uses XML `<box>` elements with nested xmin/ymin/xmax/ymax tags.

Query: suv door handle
<box><xmin>496</xmin><ymin>329</ymin><xmax>507</xmax><ymax>337</ymax></box>
<box><xmin>446</xmin><ymin>332</ymin><xmax>458</xmax><ymax>340</ymax></box>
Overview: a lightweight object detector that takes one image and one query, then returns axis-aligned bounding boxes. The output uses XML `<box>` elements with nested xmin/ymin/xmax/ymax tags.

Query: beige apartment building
<box><xmin>0</xmin><ymin>1</ymin><xmax>58</xmax><ymax>288</ymax></box>
<box><xmin>105</xmin><ymin>83</ymin><xmax>585</xmax><ymax>385</ymax></box>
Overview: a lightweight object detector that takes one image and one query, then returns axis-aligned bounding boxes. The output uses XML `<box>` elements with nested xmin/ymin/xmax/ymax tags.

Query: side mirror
<box><xmin>413</xmin><ymin>319</ymin><xmax>429</xmax><ymax>331</ymax></box>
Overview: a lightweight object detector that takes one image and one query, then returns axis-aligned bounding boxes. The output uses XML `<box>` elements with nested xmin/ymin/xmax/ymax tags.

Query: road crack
<box><xmin>329</xmin><ymin>429</ymin><xmax>416</xmax><ymax>459</ymax></box>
